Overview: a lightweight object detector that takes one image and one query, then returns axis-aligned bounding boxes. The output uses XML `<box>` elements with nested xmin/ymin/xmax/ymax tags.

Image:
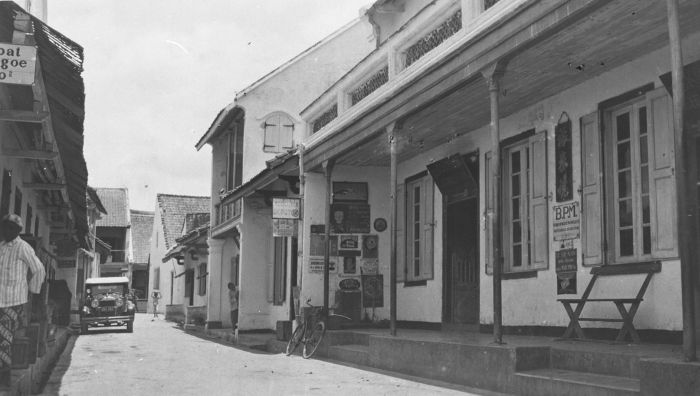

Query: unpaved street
<box><xmin>41</xmin><ymin>315</ymin><xmax>485</xmax><ymax>395</ymax></box>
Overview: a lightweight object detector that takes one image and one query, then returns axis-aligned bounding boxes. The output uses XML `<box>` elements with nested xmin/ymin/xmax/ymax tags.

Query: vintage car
<box><xmin>80</xmin><ymin>277</ymin><xmax>135</xmax><ymax>334</ymax></box>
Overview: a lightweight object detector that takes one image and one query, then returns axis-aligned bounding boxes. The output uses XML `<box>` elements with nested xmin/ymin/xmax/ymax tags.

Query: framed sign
<box><xmin>272</xmin><ymin>198</ymin><xmax>300</xmax><ymax>219</ymax></box>
<box><xmin>553</xmin><ymin>202</ymin><xmax>580</xmax><ymax>241</ymax></box>
<box><xmin>333</xmin><ymin>182</ymin><xmax>368</xmax><ymax>202</ymax></box>
<box><xmin>555</xmin><ymin>114</ymin><xmax>573</xmax><ymax>202</ymax></box>
<box><xmin>373</xmin><ymin>218</ymin><xmax>387</xmax><ymax>232</ymax></box>
<box><xmin>272</xmin><ymin>219</ymin><xmax>297</xmax><ymax>237</ymax></box>
<box><xmin>331</xmin><ymin>203</ymin><xmax>370</xmax><ymax>233</ymax></box>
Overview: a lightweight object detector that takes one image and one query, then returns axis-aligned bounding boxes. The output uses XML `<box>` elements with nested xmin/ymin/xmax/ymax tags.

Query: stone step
<box><xmin>515</xmin><ymin>368</ymin><xmax>640</xmax><ymax>396</ymax></box>
<box><xmin>550</xmin><ymin>347</ymin><xmax>639</xmax><ymax>378</ymax></box>
<box><xmin>327</xmin><ymin>344</ymin><xmax>370</xmax><ymax>367</ymax></box>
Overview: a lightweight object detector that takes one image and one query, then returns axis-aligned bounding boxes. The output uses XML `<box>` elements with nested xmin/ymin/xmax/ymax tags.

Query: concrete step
<box><xmin>327</xmin><ymin>331</ymin><xmax>370</xmax><ymax>346</ymax></box>
<box><xmin>515</xmin><ymin>368</ymin><xmax>640</xmax><ymax>396</ymax></box>
<box><xmin>327</xmin><ymin>344</ymin><xmax>370</xmax><ymax>367</ymax></box>
<box><xmin>550</xmin><ymin>348</ymin><xmax>639</xmax><ymax>378</ymax></box>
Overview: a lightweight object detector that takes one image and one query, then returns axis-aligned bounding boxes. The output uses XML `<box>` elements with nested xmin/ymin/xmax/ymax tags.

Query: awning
<box><xmin>219</xmin><ymin>151</ymin><xmax>299</xmax><ymax>205</ymax></box>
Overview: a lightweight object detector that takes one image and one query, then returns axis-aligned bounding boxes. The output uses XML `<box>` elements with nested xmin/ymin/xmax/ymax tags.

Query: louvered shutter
<box><xmin>647</xmin><ymin>88</ymin><xmax>678</xmax><ymax>258</ymax></box>
<box><xmin>396</xmin><ymin>183</ymin><xmax>406</xmax><ymax>282</ymax></box>
<box><xmin>580</xmin><ymin>111</ymin><xmax>603</xmax><ymax>265</ymax></box>
<box><xmin>420</xmin><ymin>176</ymin><xmax>435</xmax><ymax>280</ymax></box>
<box><xmin>485</xmin><ymin>151</ymin><xmax>493</xmax><ymax>275</ymax></box>
<box><xmin>529</xmin><ymin>131</ymin><xmax>549</xmax><ymax>269</ymax></box>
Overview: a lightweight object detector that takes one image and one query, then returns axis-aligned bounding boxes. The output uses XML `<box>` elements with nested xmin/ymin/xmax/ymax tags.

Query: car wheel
<box><xmin>81</xmin><ymin>323</ymin><xmax>88</xmax><ymax>335</ymax></box>
<box><xmin>126</xmin><ymin>321</ymin><xmax>133</xmax><ymax>333</ymax></box>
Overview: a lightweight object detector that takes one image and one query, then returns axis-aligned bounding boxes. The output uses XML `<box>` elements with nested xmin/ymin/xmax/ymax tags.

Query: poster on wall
<box><xmin>557</xmin><ymin>272</ymin><xmax>577</xmax><ymax>295</ymax></box>
<box><xmin>555</xmin><ymin>248</ymin><xmax>577</xmax><ymax>273</ymax></box>
<box><xmin>272</xmin><ymin>219</ymin><xmax>297</xmax><ymax>237</ymax></box>
<box><xmin>555</xmin><ymin>115</ymin><xmax>573</xmax><ymax>202</ymax></box>
<box><xmin>331</xmin><ymin>203</ymin><xmax>371</xmax><ymax>233</ymax></box>
<box><xmin>342</xmin><ymin>256</ymin><xmax>357</xmax><ymax>275</ymax></box>
<box><xmin>360</xmin><ymin>259</ymin><xmax>378</xmax><ymax>275</ymax></box>
<box><xmin>361</xmin><ymin>274</ymin><xmax>384</xmax><ymax>308</ymax></box>
<box><xmin>362</xmin><ymin>235</ymin><xmax>378</xmax><ymax>258</ymax></box>
<box><xmin>553</xmin><ymin>202</ymin><xmax>580</xmax><ymax>241</ymax></box>
<box><xmin>310</xmin><ymin>234</ymin><xmax>338</xmax><ymax>256</ymax></box>
<box><xmin>332</xmin><ymin>182</ymin><xmax>368</xmax><ymax>202</ymax></box>
<box><xmin>309</xmin><ymin>259</ymin><xmax>336</xmax><ymax>274</ymax></box>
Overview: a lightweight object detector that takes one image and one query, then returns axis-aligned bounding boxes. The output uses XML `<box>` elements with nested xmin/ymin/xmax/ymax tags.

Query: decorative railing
<box><xmin>404</xmin><ymin>9</ymin><xmax>462</xmax><ymax>67</ymax></box>
<box><xmin>214</xmin><ymin>197</ymin><xmax>242</xmax><ymax>227</ymax></box>
<box><xmin>350</xmin><ymin>65</ymin><xmax>389</xmax><ymax>105</ymax></box>
<box><xmin>311</xmin><ymin>103</ymin><xmax>338</xmax><ymax>133</ymax></box>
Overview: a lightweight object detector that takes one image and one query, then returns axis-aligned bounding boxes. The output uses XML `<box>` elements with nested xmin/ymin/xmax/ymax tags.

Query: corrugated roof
<box><xmin>130</xmin><ymin>210</ymin><xmax>154</xmax><ymax>264</ymax></box>
<box><xmin>156</xmin><ymin>194</ymin><xmax>210</xmax><ymax>249</ymax></box>
<box><xmin>95</xmin><ymin>188</ymin><xmax>130</xmax><ymax>228</ymax></box>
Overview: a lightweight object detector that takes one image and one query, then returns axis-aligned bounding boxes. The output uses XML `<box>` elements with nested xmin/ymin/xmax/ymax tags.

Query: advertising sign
<box><xmin>272</xmin><ymin>219</ymin><xmax>297</xmax><ymax>237</ymax></box>
<box><xmin>0</xmin><ymin>44</ymin><xmax>37</xmax><ymax>85</ymax></box>
<box><xmin>553</xmin><ymin>201</ymin><xmax>580</xmax><ymax>241</ymax></box>
<box><xmin>272</xmin><ymin>198</ymin><xmax>300</xmax><ymax>219</ymax></box>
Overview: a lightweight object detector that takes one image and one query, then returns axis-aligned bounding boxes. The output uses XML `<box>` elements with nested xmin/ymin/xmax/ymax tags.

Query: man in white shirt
<box><xmin>0</xmin><ymin>214</ymin><xmax>45</xmax><ymax>386</ymax></box>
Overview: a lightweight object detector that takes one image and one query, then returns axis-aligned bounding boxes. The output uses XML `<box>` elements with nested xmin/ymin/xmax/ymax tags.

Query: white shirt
<box><xmin>0</xmin><ymin>237</ymin><xmax>46</xmax><ymax>308</ymax></box>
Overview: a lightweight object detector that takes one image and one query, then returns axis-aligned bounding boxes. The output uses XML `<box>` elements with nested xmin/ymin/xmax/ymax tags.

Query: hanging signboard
<box><xmin>272</xmin><ymin>198</ymin><xmax>300</xmax><ymax>219</ymax></box>
<box><xmin>552</xmin><ymin>201</ymin><xmax>580</xmax><ymax>241</ymax></box>
<box><xmin>0</xmin><ymin>44</ymin><xmax>37</xmax><ymax>85</ymax></box>
<box><xmin>272</xmin><ymin>218</ymin><xmax>297</xmax><ymax>237</ymax></box>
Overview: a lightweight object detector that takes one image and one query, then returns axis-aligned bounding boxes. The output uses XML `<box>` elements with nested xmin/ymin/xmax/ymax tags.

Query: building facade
<box><xmin>195</xmin><ymin>17</ymin><xmax>375</xmax><ymax>330</ymax></box>
<box><xmin>291</xmin><ymin>0</ymin><xmax>700</xmax><ymax>345</ymax></box>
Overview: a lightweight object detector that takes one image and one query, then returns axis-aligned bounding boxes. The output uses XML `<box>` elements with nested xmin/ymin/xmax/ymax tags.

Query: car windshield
<box><xmin>89</xmin><ymin>284</ymin><xmax>126</xmax><ymax>295</ymax></box>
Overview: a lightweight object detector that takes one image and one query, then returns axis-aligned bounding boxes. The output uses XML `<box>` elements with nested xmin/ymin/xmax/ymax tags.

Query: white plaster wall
<box><xmin>237</xmin><ymin>20</ymin><xmax>375</xmax><ymax>184</ymax></box>
<box><xmin>238</xmin><ymin>198</ymin><xmax>273</xmax><ymax>330</ymax></box>
<box><xmin>301</xmin><ymin>166</ymin><xmax>395</xmax><ymax>320</ymax></box>
<box><xmin>147</xmin><ymin>201</ymin><xmax>172</xmax><ymax>313</ymax></box>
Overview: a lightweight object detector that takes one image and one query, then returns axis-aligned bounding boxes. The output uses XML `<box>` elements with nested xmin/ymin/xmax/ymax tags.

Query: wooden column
<box><xmin>388</xmin><ymin>123</ymin><xmax>398</xmax><ymax>336</ymax></box>
<box><xmin>483</xmin><ymin>61</ymin><xmax>507</xmax><ymax>345</ymax></box>
<box><xmin>666</xmin><ymin>0</ymin><xmax>696</xmax><ymax>362</ymax></box>
<box><xmin>323</xmin><ymin>160</ymin><xmax>335</xmax><ymax>315</ymax></box>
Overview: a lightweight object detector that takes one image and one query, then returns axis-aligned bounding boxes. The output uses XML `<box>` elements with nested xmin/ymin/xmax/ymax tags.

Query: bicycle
<box><xmin>285</xmin><ymin>299</ymin><xmax>351</xmax><ymax>359</ymax></box>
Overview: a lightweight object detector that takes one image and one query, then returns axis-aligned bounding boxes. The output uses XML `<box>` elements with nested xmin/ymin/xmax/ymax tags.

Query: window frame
<box><xmin>197</xmin><ymin>262</ymin><xmax>207</xmax><ymax>296</ymax></box>
<box><xmin>226</xmin><ymin>124</ymin><xmax>244</xmax><ymax>192</ymax></box>
<box><xmin>603</xmin><ymin>97</ymin><xmax>654</xmax><ymax>264</ymax></box>
<box><xmin>272</xmin><ymin>237</ymin><xmax>287</xmax><ymax>305</ymax></box>
<box><xmin>401</xmin><ymin>171</ymin><xmax>435</xmax><ymax>282</ymax></box>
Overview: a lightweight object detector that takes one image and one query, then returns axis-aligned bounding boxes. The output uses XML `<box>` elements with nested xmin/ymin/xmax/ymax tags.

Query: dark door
<box><xmin>444</xmin><ymin>199</ymin><xmax>479</xmax><ymax>324</ymax></box>
<box><xmin>185</xmin><ymin>269</ymin><xmax>194</xmax><ymax>306</ymax></box>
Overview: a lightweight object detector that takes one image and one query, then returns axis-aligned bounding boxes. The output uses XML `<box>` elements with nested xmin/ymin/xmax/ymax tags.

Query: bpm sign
<box><xmin>553</xmin><ymin>201</ymin><xmax>580</xmax><ymax>241</ymax></box>
<box><xmin>0</xmin><ymin>44</ymin><xmax>37</xmax><ymax>85</ymax></box>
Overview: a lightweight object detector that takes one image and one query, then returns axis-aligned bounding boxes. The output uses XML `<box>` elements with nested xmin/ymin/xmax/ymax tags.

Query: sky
<box><xmin>46</xmin><ymin>0</ymin><xmax>371</xmax><ymax>211</ymax></box>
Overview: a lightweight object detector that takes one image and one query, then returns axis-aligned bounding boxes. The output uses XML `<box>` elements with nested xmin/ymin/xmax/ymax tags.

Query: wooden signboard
<box><xmin>0</xmin><ymin>44</ymin><xmax>37</xmax><ymax>85</ymax></box>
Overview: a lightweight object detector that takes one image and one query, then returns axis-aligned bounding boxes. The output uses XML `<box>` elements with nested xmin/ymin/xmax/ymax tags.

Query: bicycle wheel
<box><xmin>285</xmin><ymin>322</ymin><xmax>305</xmax><ymax>356</ymax></box>
<box><xmin>302</xmin><ymin>320</ymin><xmax>326</xmax><ymax>359</ymax></box>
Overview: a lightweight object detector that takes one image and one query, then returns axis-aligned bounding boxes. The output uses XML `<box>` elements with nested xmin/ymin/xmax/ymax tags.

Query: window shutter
<box><xmin>485</xmin><ymin>151</ymin><xmax>493</xmax><ymax>275</ymax></box>
<box><xmin>264</xmin><ymin>115</ymin><xmax>281</xmax><ymax>151</ymax></box>
<box><xmin>580</xmin><ymin>111</ymin><xmax>603</xmax><ymax>265</ymax></box>
<box><xmin>647</xmin><ymin>88</ymin><xmax>678</xmax><ymax>258</ymax></box>
<box><xmin>421</xmin><ymin>176</ymin><xmax>435</xmax><ymax>280</ymax></box>
<box><xmin>529</xmin><ymin>131</ymin><xmax>549</xmax><ymax>269</ymax></box>
<box><xmin>280</xmin><ymin>121</ymin><xmax>295</xmax><ymax>150</ymax></box>
<box><xmin>396</xmin><ymin>183</ymin><xmax>406</xmax><ymax>282</ymax></box>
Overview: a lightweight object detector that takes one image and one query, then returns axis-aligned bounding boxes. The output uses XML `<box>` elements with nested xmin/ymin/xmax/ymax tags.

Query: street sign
<box><xmin>0</xmin><ymin>44</ymin><xmax>37</xmax><ymax>85</ymax></box>
<box><xmin>272</xmin><ymin>198</ymin><xmax>300</xmax><ymax>219</ymax></box>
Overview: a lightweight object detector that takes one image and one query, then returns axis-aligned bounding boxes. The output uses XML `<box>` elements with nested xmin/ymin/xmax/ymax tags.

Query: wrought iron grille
<box><xmin>350</xmin><ymin>65</ymin><xmax>389</xmax><ymax>105</ymax></box>
<box><xmin>484</xmin><ymin>0</ymin><xmax>501</xmax><ymax>10</ymax></box>
<box><xmin>405</xmin><ymin>9</ymin><xmax>462</xmax><ymax>67</ymax></box>
<box><xmin>312</xmin><ymin>104</ymin><xmax>338</xmax><ymax>133</ymax></box>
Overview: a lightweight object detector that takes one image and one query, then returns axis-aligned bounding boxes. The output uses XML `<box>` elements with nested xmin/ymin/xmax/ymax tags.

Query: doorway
<box><xmin>432</xmin><ymin>152</ymin><xmax>479</xmax><ymax>327</ymax></box>
<box><xmin>443</xmin><ymin>198</ymin><xmax>480</xmax><ymax>325</ymax></box>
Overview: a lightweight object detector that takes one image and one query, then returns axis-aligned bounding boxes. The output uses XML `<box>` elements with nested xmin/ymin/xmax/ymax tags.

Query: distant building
<box><xmin>94</xmin><ymin>188</ymin><xmax>133</xmax><ymax>278</ymax></box>
<box><xmin>147</xmin><ymin>194</ymin><xmax>209</xmax><ymax>317</ymax></box>
<box><xmin>130</xmin><ymin>209</ymin><xmax>154</xmax><ymax>308</ymax></box>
